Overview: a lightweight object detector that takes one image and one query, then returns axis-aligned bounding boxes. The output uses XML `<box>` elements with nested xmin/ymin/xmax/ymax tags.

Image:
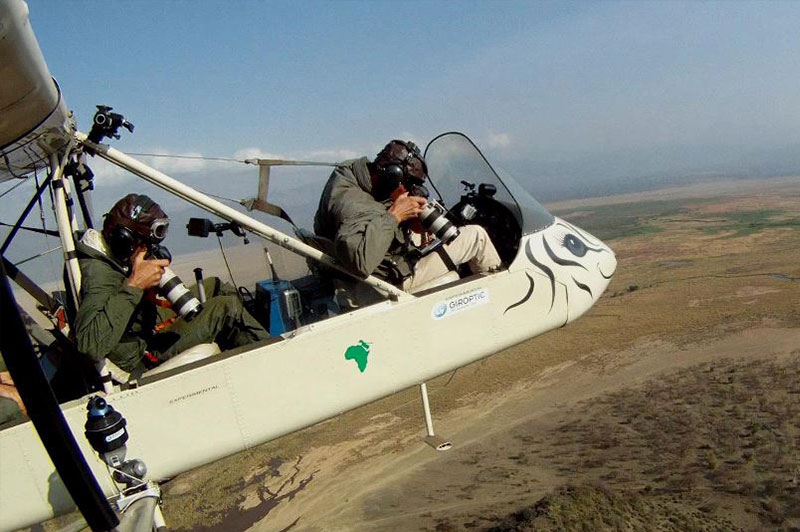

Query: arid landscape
<box><xmin>27</xmin><ymin>176</ymin><xmax>800</xmax><ymax>532</ymax></box>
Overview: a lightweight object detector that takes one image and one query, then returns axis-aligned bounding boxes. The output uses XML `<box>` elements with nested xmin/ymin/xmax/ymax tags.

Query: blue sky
<box><xmin>29</xmin><ymin>1</ymin><xmax>800</xmax><ymax>164</ymax></box>
<box><xmin>5</xmin><ymin>0</ymin><xmax>800</xmax><ymax>279</ymax></box>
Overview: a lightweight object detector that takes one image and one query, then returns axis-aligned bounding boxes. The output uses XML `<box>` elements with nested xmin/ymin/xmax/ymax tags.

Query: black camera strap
<box><xmin>434</xmin><ymin>245</ymin><xmax>457</xmax><ymax>272</ymax></box>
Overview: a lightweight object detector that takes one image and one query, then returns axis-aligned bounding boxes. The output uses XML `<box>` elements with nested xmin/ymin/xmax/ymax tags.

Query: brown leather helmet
<box><xmin>103</xmin><ymin>194</ymin><xmax>169</xmax><ymax>260</ymax></box>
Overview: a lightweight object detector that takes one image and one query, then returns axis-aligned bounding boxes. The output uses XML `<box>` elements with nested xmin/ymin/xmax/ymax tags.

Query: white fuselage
<box><xmin>0</xmin><ymin>222</ymin><xmax>614</xmax><ymax>531</ymax></box>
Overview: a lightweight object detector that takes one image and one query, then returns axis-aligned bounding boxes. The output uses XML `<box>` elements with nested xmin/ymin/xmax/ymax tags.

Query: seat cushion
<box><xmin>142</xmin><ymin>343</ymin><xmax>220</xmax><ymax>376</ymax></box>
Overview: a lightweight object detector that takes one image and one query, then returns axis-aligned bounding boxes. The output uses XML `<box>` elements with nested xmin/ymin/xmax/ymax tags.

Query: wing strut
<box><xmin>0</xmin><ymin>261</ymin><xmax>119</xmax><ymax>532</ymax></box>
<box><xmin>80</xmin><ymin>135</ymin><xmax>409</xmax><ymax>301</ymax></box>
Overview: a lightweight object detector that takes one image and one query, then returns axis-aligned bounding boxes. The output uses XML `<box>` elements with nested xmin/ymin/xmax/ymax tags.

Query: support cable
<box><xmin>0</xmin><ymin>172</ymin><xmax>53</xmax><ymax>254</ymax></box>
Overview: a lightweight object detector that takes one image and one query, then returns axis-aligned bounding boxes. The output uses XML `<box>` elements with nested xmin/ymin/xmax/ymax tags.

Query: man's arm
<box><xmin>0</xmin><ymin>372</ymin><xmax>25</xmax><ymax>415</ymax></box>
<box><xmin>75</xmin><ymin>260</ymin><xmax>146</xmax><ymax>362</ymax></box>
<box><xmin>74</xmin><ymin>249</ymin><xmax>168</xmax><ymax>362</ymax></box>
<box><xmin>334</xmin><ymin>204</ymin><xmax>397</xmax><ymax>277</ymax></box>
<box><xmin>332</xmin><ymin>191</ymin><xmax>426</xmax><ymax>277</ymax></box>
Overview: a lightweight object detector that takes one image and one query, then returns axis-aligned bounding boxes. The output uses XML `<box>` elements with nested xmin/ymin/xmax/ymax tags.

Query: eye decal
<box><xmin>563</xmin><ymin>233</ymin><xmax>587</xmax><ymax>257</ymax></box>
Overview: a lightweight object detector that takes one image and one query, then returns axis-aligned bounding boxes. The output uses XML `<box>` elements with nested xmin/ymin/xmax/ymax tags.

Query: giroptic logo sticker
<box><xmin>431</xmin><ymin>288</ymin><xmax>489</xmax><ymax>320</ymax></box>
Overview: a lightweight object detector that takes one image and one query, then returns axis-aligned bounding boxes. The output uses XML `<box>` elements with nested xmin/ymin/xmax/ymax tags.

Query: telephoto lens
<box><xmin>148</xmin><ymin>244</ymin><xmax>203</xmax><ymax>321</ymax></box>
<box><xmin>419</xmin><ymin>199</ymin><xmax>460</xmax><ymax>244</ymax></box>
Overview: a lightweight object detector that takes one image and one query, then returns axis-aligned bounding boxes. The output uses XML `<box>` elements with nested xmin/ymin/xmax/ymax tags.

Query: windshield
<box><xmin>423</xmin><ymin>132</ymin><xmax>554</xmax><ymax>234</ymax></box>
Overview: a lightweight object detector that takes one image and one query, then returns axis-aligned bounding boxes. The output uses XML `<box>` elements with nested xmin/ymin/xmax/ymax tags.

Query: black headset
<box><xmin>107</xmin><ymin>225</ymin><xmax>140</xmax><ymax>263</ymax></box>
<box><xmin>375</xmin><ymin>140</ymin><xmax>428</xmax><ymax>196</ymax></box>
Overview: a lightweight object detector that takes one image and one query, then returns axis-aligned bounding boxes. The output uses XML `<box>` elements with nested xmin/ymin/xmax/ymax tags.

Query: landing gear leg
<box><xmin>420</xmin><ymin>382</ymin><xmax>451</xmax><ymax>451</ymax></box>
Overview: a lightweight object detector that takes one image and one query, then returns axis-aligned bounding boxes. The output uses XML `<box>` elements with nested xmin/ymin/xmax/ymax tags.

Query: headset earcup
<box><xmin>108</xmin><ymin>225</ymin><xmax>137</xmax><ymax>261</ymax></box>
<box><xmin>381</xmin><ymin>164</ymin><xmax>404</xmax><ymax>183</ymax></box>
<box><xmin>374</xmin><ymin>164</ymin><xmax>404</xmax><ymax>200</ymax></box>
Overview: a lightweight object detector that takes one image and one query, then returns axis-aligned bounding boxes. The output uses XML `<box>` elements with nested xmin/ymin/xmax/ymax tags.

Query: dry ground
<box><xmin>25</xmin><ymin>176</ymin><xmax>800</xmax><ymax>532</ymax></box>
<box><xmin>163</xmin><ymin>176</ymin><xmax>800</xmax><ymax>532</ymax></box>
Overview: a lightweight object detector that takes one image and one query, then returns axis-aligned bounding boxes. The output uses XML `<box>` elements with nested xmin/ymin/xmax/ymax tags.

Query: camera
<box><xmin>419</xmin><ymin>199</ymin><xmax>459</xmax><ymax>245</ymax></box>
<box><xmin>406</xmin><ymin>183</ymin><xmax>460</xmax><ymax>245</ymax></box>
<box><xmin>87</xmin><ymin>105</ymin><xmax>134</xmax><ymax>144</ymax></box>
<box><xmin>147</xmin><ymin>244</ymin><xmax>203</xmax><ymax>321</ymax></box>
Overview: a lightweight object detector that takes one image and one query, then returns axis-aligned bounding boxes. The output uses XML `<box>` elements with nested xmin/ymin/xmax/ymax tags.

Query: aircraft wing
<box><xmin>0</xmin><ymin>0</ymin><xmax>73</xmax><ymax>182</ymax></box>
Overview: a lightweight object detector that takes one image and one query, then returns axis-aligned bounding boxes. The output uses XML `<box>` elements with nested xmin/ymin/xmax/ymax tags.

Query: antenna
<box><xmin>264</xmin><ymin>247</ymin><xmax>280</xmax><ymax>281</ymax></box>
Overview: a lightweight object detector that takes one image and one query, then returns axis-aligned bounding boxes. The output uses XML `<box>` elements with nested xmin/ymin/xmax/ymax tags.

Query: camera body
<box><xmin>405</xmin><ymin>183</ymin><xmax>460</xmax><ymax>245</ymax></box>
<box><xmin>419</xmin><ymin>200</ymin><xmax>459</xmax><ymax>244</ymax></box>
<box><xmin>87</xmin><ymin>105</ymin><xmax>134</xmax><ymax>144</ymax></box>
<box><xmin>147</xmin><ymin>244</ymin><xmax>203</xmax><ymax>321</ymax></box>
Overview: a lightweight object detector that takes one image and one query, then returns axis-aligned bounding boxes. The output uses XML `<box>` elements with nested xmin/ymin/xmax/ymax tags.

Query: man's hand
<box><xmin>127</xmin><ymin>248</ymin><xmax>170</xmax><ymax>289</ymax></box>
<box><xmin>388</xmin><ymin>192</ymin><xmax>427</xmax><ymax>224</ymax></box>
<box><xmin>0</xmin><ymin>372</ymin><xmax>25</xmax><ymax>414</ymax></box>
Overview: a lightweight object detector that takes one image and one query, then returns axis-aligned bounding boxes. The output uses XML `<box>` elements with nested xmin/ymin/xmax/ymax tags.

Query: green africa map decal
<box><xmin>344</xmin><ymin>340</ymin><xmax>371</xmax><ymax>373</ymax></box>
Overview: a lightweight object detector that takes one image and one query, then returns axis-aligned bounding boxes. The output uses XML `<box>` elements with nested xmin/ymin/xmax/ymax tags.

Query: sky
<box><xmin>21</xmin><ymin>1</ymin><xmax>800</xmax><ymax>191</ymax></box>
<box><xmin>4</xmin><ymin>0</ymin><xmax>800</xmax><ymax>279</ymax></box>
<box><xmin>26</xmin><ymin>1</ymin><xmax>800</xmax><ymax>164</ymax></box>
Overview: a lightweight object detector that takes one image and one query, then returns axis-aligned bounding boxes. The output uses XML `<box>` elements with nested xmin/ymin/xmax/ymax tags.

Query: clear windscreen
<box><xmin>424</xmin><ymin>132</ymin><xmax>553</xmax><ymax>234</ymax></box>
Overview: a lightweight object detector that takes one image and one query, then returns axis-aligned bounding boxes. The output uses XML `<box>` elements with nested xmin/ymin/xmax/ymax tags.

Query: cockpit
<box><xmin>424</xmin><ymin>131</ymin><xmax>555</xmax><ymax>266</ymax></box>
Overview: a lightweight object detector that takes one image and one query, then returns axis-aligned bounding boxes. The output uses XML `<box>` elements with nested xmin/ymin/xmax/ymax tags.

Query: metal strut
<box><xmin>420</xmin><ymin>383</ymin><xmax>452</xmax><ymax>451</ymax></box>
<box><xmin>77</xmin><ymin>132</ymin><xmax>409</xmax><ymax>301</ymax></box>
<box><xmin>49</xmin><ymin>144</ymin><xmax>82</xmax><ymax>306</ymax></box>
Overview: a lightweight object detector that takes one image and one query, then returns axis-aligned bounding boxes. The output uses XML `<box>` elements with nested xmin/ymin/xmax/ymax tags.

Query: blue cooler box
<box><xmin>255</xmin><ymin>280</ymin><xmax>302</xmax><ymax>335</ymax></box>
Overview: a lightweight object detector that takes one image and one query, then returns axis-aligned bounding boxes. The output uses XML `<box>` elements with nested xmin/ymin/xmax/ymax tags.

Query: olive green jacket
<box><xmin>74</xmin><ymin>230</ymin><xmax>170</xmax><ymax>371</ymax></box>
<box><xmin>313</xmin><ymin>158</ymin><xmax>415</xmax><ymax>282</ymax></box>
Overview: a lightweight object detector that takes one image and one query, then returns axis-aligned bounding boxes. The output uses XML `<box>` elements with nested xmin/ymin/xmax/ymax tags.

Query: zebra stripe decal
<box><xmin>526</xmin><ymin>240</ymin><xmax>556</xmax><ymax>312</ymax></box>
<box><xmin>504</xmin><ymin>272</ymin><xmax>535</xmax><ymax>315</ymax></box>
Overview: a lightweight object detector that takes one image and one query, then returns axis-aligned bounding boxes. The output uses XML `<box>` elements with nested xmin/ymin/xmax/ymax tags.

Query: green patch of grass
<box><xmin>553</xmin><ymin>200</ymin><xmax>800</xmax><ymax>242</ymax></box>
<box><xmin>623</xmin><ymin>225</ymin><xmax>663</xmax><ymax>238</ymax></box>
<box><xmin>551</xmin><ymin>198</ymin><xmax>710</xmax><ymax>241</ymax></box>
<box><xmin>699</xmin><ymin>210</ymin><xmax>800</xmax><ymax>237</ymax></box>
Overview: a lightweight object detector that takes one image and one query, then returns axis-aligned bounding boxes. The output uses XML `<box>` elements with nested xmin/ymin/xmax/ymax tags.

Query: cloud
<box><xmin>302</xmin><ymin>148</ymin><xmax>359</xmax><ymax>162</ymax></box>
<box><xmin>487</xmin><ymin>132</ymin><xmax>511</xmax><ymax>149</ymax></box>
<box><xmin>233</xmin><ymin>147</ymin><xmax>286</xmax><ymax>161</ymax></box>
<box><xmin>90</xmin><ymin>157</ymin><xmax>135</xmax><ymax>185</ymax></box>
<box><xmin>90</xmin><ymin>148</ymin><xmax>248</xmax><ymax>187</ymax></box>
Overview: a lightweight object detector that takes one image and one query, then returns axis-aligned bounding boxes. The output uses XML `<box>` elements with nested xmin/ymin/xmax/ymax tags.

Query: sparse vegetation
<box><xmin>531</xmin><ymin>357</ymin><xmax>800</xmax><ymax>529</ymax></box>
<box><xmin>553</xmin><ymin>201</ymin><xmax>800</xmax><ymax>242</ymax></box>
<box><xmin>551</xmin><ymin>198</ymin><xmax>711</xmax><ymax>240</ymax></box>
<box><xmin>699</xmin><ymin>209</ymin><xmax>800</xmax><ymax>237</ymax></box>
<box><xmin>141</xmin><ymin>179</ymin><xmax>800</xmax><ymax>532</ymax></box>
<box><xmin>485</xmin><ymin>485</ymin><xmax>740</xmax><ymax>531</ymax></box>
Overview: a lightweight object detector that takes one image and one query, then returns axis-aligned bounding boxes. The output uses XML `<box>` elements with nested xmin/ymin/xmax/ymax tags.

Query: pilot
<box><xmin>314</xmin><ymin>140</ymin><xmax>501</xmax><ymax>294</ymax></box>
<box><xmin>75</xmin><ymin>194</ymin><xmax>269</xmax><ymax>375</ymax></box>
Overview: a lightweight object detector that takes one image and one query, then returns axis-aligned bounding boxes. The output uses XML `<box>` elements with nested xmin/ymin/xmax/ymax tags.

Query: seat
<box><xmin>294</xmin><ymin>228</ymin><xmax>377</xmax><ymax>310</ymax></box>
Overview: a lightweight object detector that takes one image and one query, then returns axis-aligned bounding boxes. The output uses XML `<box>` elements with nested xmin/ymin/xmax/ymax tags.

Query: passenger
<box><xmin>0</xmin><ymin>355</ymin><xmax>25</xmax><ymax>425</ymax></box>
<box><xmin>314</xmin><ymin>140</ymin><xmax>501</xmax><ymax>293</ymax></box>
<box><xmin>75</xmin><ymin>194</ymin><xmax>268</xmax><ymax>376</ymax></box>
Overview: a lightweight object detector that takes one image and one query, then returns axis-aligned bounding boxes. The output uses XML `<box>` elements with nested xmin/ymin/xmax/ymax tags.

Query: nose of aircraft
<box><xmin>523</xmin><ymin>218</ymin><xmax>616</xmax><ymax>324</ymax></box>
<box><xmin>597</xmin><ymin>242</ymin><xmax>618</xmax><ymax>286</ymax></box>
<box><xmin>560</xmin><ymin>220</ymin><xmax>616</xmax><ymax>322</ymax></box>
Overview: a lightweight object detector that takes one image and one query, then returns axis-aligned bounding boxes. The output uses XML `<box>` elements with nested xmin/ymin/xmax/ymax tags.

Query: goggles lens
<box><xmin>151</xmin><ymin>219</ymin><xmax>170</xmax><ymax>241</ymax></box>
